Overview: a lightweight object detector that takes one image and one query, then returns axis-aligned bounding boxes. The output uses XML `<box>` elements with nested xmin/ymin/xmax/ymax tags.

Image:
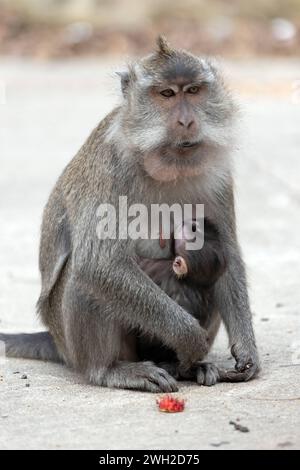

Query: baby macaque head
<box><xmin>172</xmin><ymin>219</ymin><xmax>227</xmax><ymax>286</ymax></box>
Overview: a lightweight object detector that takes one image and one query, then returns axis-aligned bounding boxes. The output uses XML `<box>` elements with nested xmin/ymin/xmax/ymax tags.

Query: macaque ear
<box><xmin>116</xmin><ymin>70</ymin><xmax>130</xmax><ymax>96</ymax></box>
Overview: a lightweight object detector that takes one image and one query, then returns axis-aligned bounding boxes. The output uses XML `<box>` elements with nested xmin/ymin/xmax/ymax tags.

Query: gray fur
<box><xmin>0</xmin><ymin>332</ymin><xmax>61</xmax><ymax>362</ymax></box>
<box><xmin>0</xmin><ymin>37</ymin><xmax>259</xmax><ymax>391</ymax></box>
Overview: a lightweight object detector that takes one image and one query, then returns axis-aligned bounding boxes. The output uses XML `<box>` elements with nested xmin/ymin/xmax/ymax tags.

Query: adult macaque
<box><xmin>0</xmin><ymin>37</ymin><xmax>259</xmax><ymax>392</ymax></box>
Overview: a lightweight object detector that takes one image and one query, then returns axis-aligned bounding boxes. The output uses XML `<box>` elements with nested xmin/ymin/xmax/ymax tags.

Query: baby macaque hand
<box><xmin>172</xmin><ymin>256</ymin><xmax>188</xmax><ymax>277</ymax></box>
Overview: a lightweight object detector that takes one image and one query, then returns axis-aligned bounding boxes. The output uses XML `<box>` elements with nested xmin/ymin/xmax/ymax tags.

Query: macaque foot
<box><xmin>93</xmin><ymin>361</ymin><xmax>179</xmax><ymax>393</ymax></box>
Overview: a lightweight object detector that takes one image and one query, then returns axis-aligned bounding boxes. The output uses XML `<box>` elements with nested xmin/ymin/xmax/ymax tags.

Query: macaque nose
<box><xmin>178</xmin><ymin>116</ymin><xmax>194</xmax><ymax>129</ymax></box>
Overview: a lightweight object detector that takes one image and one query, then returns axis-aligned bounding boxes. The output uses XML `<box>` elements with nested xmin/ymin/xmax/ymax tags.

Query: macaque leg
<box><xmin>62</xmin><ymin>279</ymin><xmax>178</xmax><ymax>393</ymax></box>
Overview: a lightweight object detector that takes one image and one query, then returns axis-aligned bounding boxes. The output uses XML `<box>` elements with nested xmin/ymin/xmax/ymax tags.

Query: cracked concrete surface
<box><xmin>0</xmin><ymin>58</ymin><xmax>299</xmax><ymax>450</ymax></box>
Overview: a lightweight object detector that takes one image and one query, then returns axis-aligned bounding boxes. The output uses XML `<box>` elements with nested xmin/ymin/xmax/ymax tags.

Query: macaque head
<box><xmin>172</xmin><ymin>219</ymin><xmax>227</xmax><ymax>286</ymax></box>
<box><xmin>116</xmin><ymin>36</ymin><xmax>237</xmax><ymax>173</ymax></box>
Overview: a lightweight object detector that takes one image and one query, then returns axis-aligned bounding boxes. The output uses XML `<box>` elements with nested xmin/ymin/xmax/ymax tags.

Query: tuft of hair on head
<box><xmin>156</xmin><ymin>35</ymin><xmax>174</xmax><ymax>58</ymax></box>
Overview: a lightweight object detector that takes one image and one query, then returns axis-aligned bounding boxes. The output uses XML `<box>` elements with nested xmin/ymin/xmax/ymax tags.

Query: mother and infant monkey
<box><xmin>0</xmin><ymin>37</ymin><xmax>260</xmax><ymax>392</ymax></box>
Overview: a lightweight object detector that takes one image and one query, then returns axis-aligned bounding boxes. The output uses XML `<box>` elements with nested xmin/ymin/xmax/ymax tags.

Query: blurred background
<box><xmin>0</xmin><ymin>0</ymin><xmax>300</xmax><ymax>58</ymax></box>
<box><xmin>0</xmin><ymin>0</ymin><xmax>300</xmax><ymax>450</ymax></box>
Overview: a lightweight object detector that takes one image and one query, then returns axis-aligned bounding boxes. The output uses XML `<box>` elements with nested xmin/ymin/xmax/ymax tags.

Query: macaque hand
<box><xmin>220</xmin><ymin>343</ymin><xmax>260</xmax><ymax>382</ymax></box>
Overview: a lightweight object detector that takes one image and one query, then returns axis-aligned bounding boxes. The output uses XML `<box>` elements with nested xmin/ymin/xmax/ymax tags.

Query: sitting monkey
<box><xmin>0</xmin><ymin>37</ymin><xmax>260</xmax><ymax>392</ymax></box>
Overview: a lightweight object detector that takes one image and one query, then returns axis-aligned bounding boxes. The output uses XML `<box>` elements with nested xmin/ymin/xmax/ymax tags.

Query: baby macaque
<box><xmin>138</xmin><ymin>218</ymin><xmax>227</xmax><ymax>318</ymax></box>
<box><xmin>171</xmin><ymin>219</ymin><xmax>227</xmax><ymax>286</ymax></box>
<box><xmin>137</xmin><ymin>218</ymin><xmax>227</xmax><ymax>365</ymax></box>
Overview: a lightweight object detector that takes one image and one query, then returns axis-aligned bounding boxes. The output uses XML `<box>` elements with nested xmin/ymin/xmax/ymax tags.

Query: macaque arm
<box><xmin>216</xmin><ymin>248</ymin><xmax>259</xmax><ymax>376</ymax></box>
<box><xmin>213</xmin><ymin>187</ymin><xmax>260</xmax><ymax>380</ymax></box>
<box><xmin>71</xmin><ymin>248</ymin><xmax>209</xmax><ymax>369</ymax></box>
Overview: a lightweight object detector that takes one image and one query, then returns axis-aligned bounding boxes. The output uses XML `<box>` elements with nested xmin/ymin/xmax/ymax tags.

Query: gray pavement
<box><xmin>0</xmin><ymin>58</ymin><xmax>299</xmax><ymax>450</ymax></box>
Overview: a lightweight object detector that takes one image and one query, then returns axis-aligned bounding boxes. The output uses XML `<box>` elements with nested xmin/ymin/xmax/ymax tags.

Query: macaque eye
<box><xmin>187</xmin><ymin>86</ymin><xmax>200</xmax><ymax>94</ymax></box>
<box><xmin>160</xmin><ymin>89</ymin><xmax>175</xmax><ymax>98</ymax></box>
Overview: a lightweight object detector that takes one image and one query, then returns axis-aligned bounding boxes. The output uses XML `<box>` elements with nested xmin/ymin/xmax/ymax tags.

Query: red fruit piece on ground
<box><xmin>157</xmin><ymin>395</ymin><xmax>185</xmax><ymax>413</ymax></box>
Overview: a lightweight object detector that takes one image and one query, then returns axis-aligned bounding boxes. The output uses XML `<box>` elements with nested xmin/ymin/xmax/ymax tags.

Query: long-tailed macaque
<box><xmin>0</xmin><ymin>37</ymin><xmax>259</xmax><ymax>392</ymax></box>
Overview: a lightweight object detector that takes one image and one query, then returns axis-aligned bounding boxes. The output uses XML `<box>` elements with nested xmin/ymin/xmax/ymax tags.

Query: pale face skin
<box><xmin>172</xmin><ymin>222</ymin><xmax>199</xmax><ymax>278</ymax></box>
<box><xmin>172</xmin><ymin>255</ymin><xmax>188</xmax><ymax>277</ymax></box>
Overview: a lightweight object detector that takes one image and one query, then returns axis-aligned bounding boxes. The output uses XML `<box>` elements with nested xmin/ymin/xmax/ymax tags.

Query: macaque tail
<box><xmin>0</xmin><ymin>331</ymin><xmax>61</xmax><ymax>363</ymax></box>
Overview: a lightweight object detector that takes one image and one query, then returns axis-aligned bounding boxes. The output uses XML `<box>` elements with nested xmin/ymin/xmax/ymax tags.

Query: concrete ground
<box><xmin>0</xmin><ymin>58</ymin><xmax>299</xmax><ymax>450</ymax></box>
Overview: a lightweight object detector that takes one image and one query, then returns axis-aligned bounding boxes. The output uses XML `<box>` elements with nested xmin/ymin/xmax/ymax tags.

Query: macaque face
<box><xmin>172</xmin><ymin>220</ymin><xmax>201</xmax><ymax>278</ymax></box>
<box><xmin>119</xmin><ymin>41</ymin><xmax>236</xmax><ymax>164</ymax></box>
<box><xmin>172</xmin><ymin>221</ymin><xmax>200</xmax><ymax>278</ymax></box>
<box><xmin>172</xmin><ymin>219</ymin><xmax>227</xmax><ymax>286</ymax></box>
<box><xmin>172</xmin><ymin>255</ymin><xmax>189</xmax><ymax>278</ymax></box>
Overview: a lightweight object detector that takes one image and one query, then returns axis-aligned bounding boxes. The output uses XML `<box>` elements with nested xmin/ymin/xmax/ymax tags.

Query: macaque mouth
<box><xmin>176</xmin><ymin>140</ymin><xmax>202</xmax><ymax>149</ymax></box>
